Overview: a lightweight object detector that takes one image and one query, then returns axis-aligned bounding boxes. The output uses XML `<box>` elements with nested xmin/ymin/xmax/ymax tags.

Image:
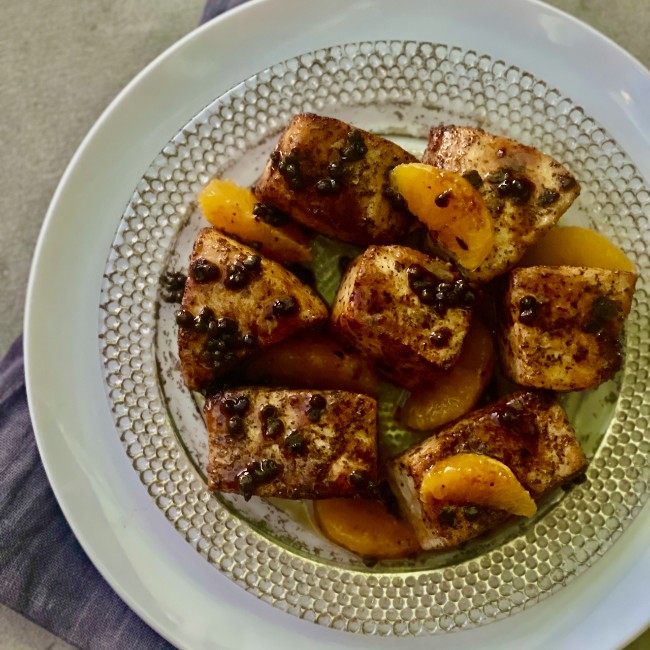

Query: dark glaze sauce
<box><xmin>175</xmin><ymin>308</ymin><xmax>194</xmax><ymax>328</ymax></box>
<box><xmin>340</xmin><ymin>129</ymin><xmax>368</xmax><ymax>162</ymax></box>
<box><xmin>413</xmin><ymin>393</ymin><xmax>553</xmax><ymax>489</ymax></box>
<box><xmin>585</xmin><ymin>296</ymin><xmax>624</xmax><ymax>373</ymax></box>
<box><xmin>274</xmin><ymin>129</ymin><xmax>368</xmax><ymax>197</ymax></box>
<box><xmin>558</xmin><ymin>174</ymin><xmax>576</xmax><ymax>190</ymax></box>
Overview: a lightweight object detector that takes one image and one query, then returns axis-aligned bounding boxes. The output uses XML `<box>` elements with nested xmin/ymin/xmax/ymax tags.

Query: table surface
<box><xmin>1</xmin><ymin>0</ymin><xmax>648</xmax><ymax>648</ymax></box>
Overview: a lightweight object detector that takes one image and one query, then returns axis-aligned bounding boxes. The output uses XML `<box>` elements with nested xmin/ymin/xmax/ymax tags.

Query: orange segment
<box><xmin>389</xmin><ymin>163</ymin><xmax>494</xmax><ymax>270</ymax></box>
<box><xmin>420</xmin><ymin>453</ymin><xmax>537</xmax><ymax>517</ymax></box>
<box><xmin>241</xmin><ymin>332</ymin><xmax>380</xmax><ymax>397</ymax></box>
<box><xmin>314</xmin><ymin>498</ymin><xmax>421</xmax><ymax>559</ymax></box>
<box><xmin>519</xmin><ymin>225</ymin><xmax>635</xmax><ymax>272</ymax></box>
<box><xmin>198</xmin><ymin>179</ymin><xmax>312</xmax><ymax>263</ymax></box>
<box><xmin>398</xmin><ymin>320</ymin><xmax>494</xmax><ymax>431</ymax></box>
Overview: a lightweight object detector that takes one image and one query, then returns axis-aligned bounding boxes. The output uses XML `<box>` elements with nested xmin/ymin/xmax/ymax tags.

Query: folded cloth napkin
<box><xmin>202</xmin><ymin>0</ymin><xmax>250</xmax><ymax>23</ymax></box>
<box><xmin>0</xmin><ymin>337</ymin><xmax>172</xmax><ymax>649</ymax></box>
<box><xmin>0</xmin><ymin>1</ymin><xmax>250</xmax><ymax>648</ymax></box>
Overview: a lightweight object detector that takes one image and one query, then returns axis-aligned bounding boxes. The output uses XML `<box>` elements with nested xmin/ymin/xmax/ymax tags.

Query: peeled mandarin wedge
<box><xmin>241</xmin><ymin>332</ymin><xmax>380</xmax><ymax>397</ymax></box>
<box><xmin>398</xmin><ymin>320</ymin><xmax>495</xmax><ymax>431</ymax></box>
<box><xmin>314</xmin><ymin>498</ymin><xmax>421</xmax><ymax>559</ymax></box>
<box><xmin>420</xmin><ymin>453</ymin><xmax>537</xmax><ymax>517</ymax></box>
<box><xmin>389</xmin><ymin>163</ymin><xmax>494</xmax><ymax>270</ymax></box>
<box><xmin>519</xmin><ymin>225</ymin><xmax>635</xmax><ymax>272</ymax></box>
<box><xmin>198</xmin><ymin>179</ymin><xmax>312</xmax><ymax>263</ymax></box>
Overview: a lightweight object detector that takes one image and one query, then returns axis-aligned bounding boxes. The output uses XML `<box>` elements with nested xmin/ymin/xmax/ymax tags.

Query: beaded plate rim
<box><xmin>99</xmin><ymin>40</ymin><xmax>650</xmax><ymax>636</ymax></box>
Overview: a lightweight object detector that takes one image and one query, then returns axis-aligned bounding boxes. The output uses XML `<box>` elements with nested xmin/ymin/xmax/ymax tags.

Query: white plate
<box><xmin>25</xmin><ymin>1</ymin><xmax>650</xmax><ymax>649</ymax></box>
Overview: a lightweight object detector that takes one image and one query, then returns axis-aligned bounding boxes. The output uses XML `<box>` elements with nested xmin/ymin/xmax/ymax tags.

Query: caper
<box><xmin>237</xmin><ymin>470</ymin><xmax>255</xmax><ymax>500</ymax></box>
<box><xmin>462</xmin><ymin>170</ymin><xmax>483</xmax><ymax>188</ymax></box>
<box><xmin>242</xmin><ymin>255</ymin><xmax>261</xmax><ymax>272</ymax></box>
<box><xmin>175</xmin><ymin>308</ymin><xmax>194</xmax><ymax>328</ymax></box>
<box><xmin>538</xmin><ymin>190</ymin><xmax>560</xmax><ymax>207</ymax></box>
<box><xmin>309</xmin><ymin>394</ymin><xmax>327</xmax><ymax>409</ymax></box>
<box><xmin>227</xmin><ymin>415</ymin><xmax>244</xmax><ymax>436</ymax></box>
<box><xmin>241</xmin><ymin>333</ymin><xmax>258</xmax><ymax>348</ymax></box>
<box><xmin>435</xmin><ymin>189</ymin><xmax>452</xmax><ymax>208</ymax></box>
<box><xmin>439</xmin><ymin>506</ymin><xmax>457</xmax><ymax>528</ymax></box>
<box><xmin>285</xmin><ymin>430</ymin><xmax>305</xmax><ymax>455</ymax></box>
<box><xmin>315</xmin><ymin>177</ymin><xmax>341</xmax><ymax>195</ymax></box>
<box><xmin>253</xmin><ymin>202</ymin><xmax>290</xmax><ymax>227</ymax></box>
<box><xmin>349</xmin><ymin>470</ymin><xmax>368</xmax><ymax>490</ymax></box>
<box><xmin>194</xmin><ymin>306</ymin><xmax>215</xmax><ymax>332</ymax></box>
<box><xmin>272</xmin><ymin>296</ymin><xmax>298</xmax><ymax>317</ymax></box>
<box><xmin>463</xmin><ymin>506</ymin><xmax>480</xmax><ymax>521</ymax></box>
<box><xmin>189</xmin><ymin>258</ymin><xmax>220</xmax><ymax>283</ymax></box>
<box><xmin>261</xmin><ymin>404</ymin><xmax>277</xmax><ymax>418</ymax></box>
<box><xmin>340</xmin><ymin>129</ymin><xmax>368</xmax><ymax>162</ymax></box>
<box><xmin>216</xmin><ymin>317</ymin><xmax>238</xmax><ymax>333</ymax></box>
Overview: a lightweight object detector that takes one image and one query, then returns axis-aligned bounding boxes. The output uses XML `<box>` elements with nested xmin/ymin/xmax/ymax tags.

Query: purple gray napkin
<box><xmin>0</xmin><ymin>1</ymin><xmax>250</xmax><ymax>648</ymax></box>
<box><xmin>201</xmin><ymin>0</ymin><xmax>250</xmax><ymax>23</ymax></box>
<box><xmin>0</xmin><ymin>337</ymin><xmax>173</xmax><ymax>648</ymax></box>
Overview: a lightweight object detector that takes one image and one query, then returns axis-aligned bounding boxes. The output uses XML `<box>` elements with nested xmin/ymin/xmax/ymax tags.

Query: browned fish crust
<box><xmin>330</xmin><ymin>245</ymin><xmax>473</xmax><ymax>390</ymax></box>
<box><xmin>255</xmin><ymin>113</ymin><xmax>417</xmax><ymax>246</ymax></box>
<box><xmin>178</xmin><ymin>229</ymin><xmax>328</xmax><ymax>391</ymax></box>
<box><xmin>387</xmin><ymin>390</ymin><xmax>587</xmax><ymax>550</ymax></box>
<box><xmin>499</xmin><ymin>265</ymin><xmax>638</xmax><ymax>390</ymax></box>
<box><xmin>206</xmin><ymin>388</ymin><xmax>377</xmax><ymax>500</ymax></box>
<box><xmin>423</xmin><ymin>125</ymin><xmax>580</xmax><ymax>283</ymax></box>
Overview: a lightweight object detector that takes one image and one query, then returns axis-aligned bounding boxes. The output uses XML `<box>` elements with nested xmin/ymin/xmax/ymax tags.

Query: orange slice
<box><xmin>314</xmin><ymin>498</ymin><xmax>421</xmax><ymax>559</ymax></box>
<box><xmin>398</xmin><ymin>320</ymin><xmax>494</xmax><ymax>431</ymax></box>
<box><xmin>389</xmin><ymin>163</ymin><xmax>494</xmax><ymax>270</ymax></box>
<box><xmin>241</xmin><ymin>332</ymin><xmax>380</xmax><ymax>397</ymax></box>
<box><xmin>420</xmin><ymin>453</ymin><xmax>536</xmax><ymax>517</ymax></box>
<box><xmin>198</xmin><ymin>179</ymin><xmax>312</xmax><ymax>263</ymax></box>
<box><xmin>519</xmin><ymin>225</ymin><xmax>635</xmax><ymax>272</ymax></box>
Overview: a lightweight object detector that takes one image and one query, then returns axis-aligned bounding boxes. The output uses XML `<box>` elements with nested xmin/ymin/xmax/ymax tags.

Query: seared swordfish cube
<box><xmin>255</xmin><ymin>113</ymin><xmax>416</xmax><ymax>246</ymax></box>
<box><xmin>422</xmin><ymin>126</ymin><xmax>580</xmax><ymax>283</ymax></box>
<box><xmin>499</xmin><ymin>265</ymin><xmax>638</xmax><ymax>391</ymax></box>
<box><xmin>330</xmin><ymin>245</ymin><xmax>473</xmax><ymax>390</ymax></box>
<box><xmin>177</xmin><ymin>229</ymin><xmax>328</xmax><ymax>391</ymax></box>
<box><xmin>205</xmin><ymin>388</ymin><xmax>378</xmax><ymax>500</ymax></box>
<box><xmin>387</xmin><ymin>391</ymin><xmax>587</xmax><ymax>550</ymax></box>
